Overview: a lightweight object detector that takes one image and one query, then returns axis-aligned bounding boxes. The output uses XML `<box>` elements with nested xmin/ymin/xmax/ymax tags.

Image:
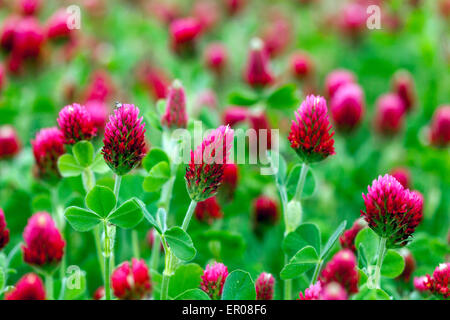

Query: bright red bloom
<box><xmin>397</xmin><ymin>248</ymin><xmax>416</xmax><ymax>282</ymax></box>
<box><xmin>299</xmin><ymin>281</ymin><xmax>322</xmax><ymax>300</ymax></box>
<box><xmin>288</xmin><ymin>95</ymin><xmax>335</xmax><ymax>163</ymax></box>
<box><xmin>195</xmin><ymin>196</ymin><xmax>223</xmax><ymax>223</ymax></box>
<box><xmin>5</xmin><ymin>273</ymin><xmax>45</xmax><ymax>300</ymax></box>
<box><xmin>169</xmin><ymin>17</ymin><xmax>202</xmax><ymax>55</ymax></box>
<box><xmin>429</xmin><ymin>105</ymin><xmax>450</xmax><ymax>147</ymax></box>
<box><xmin>415</xmin><ymin>263</ymin><xmax>450</xmax><ymax>298</ymax></box>
<box><xmin>392</xmin><ymin>70</ymin><xmax>416</xmax><ymax>112</ymax></box>
<box><xmin>255</xmin><ymin>272</ymin><xmax>275</xmax><ymax>300</ymax></box>
<box><xmin>19</xmin><ymin>0</ymin><xmax>41</xmax><ymax>15</ymax></box>
<box><xmin>161</xmin><ymin>80</ymin><xmax>188</xmax><ymax>129</ymax></box>
<box><xmin>57</xmin><ymin>103</ymin><xmax>97</xmax><ymax>144</ymax></box>
<box><xmin>200</xmin><ymin>262</ymin><xmax>229</xmax><ymax>300</ymax></box>
<box><xmin>85</xmin><ymin>99</ymin><xmax>109</xmax><ymax>130</ymax></box>
<box><xmin>414</xmin><ymin>275</ymin><xmax>429</xmax><ymax>292</ymax></box>
<box><xmin>12</xmin><ymin>17</ymin><xmax>44</xmax><ymax>59</ymax></box>
<box><xmin>32</xmin><ymin>127</ymin><xmax>66</xmax><ymax>181</ymax></box>
<box><xmin>320</xmin><ymin>249</ymin><xmax>359</xmax><ymax>294</ymax></box>
<box><xmin>290</xmin><ymin>51</ymin><xmax>314</xmax><ymax>80</ymax></box>
<box><xmin>244</xmin><ymin>38</ymin><xmax>274</xmax><ymax>88</ymax></box>
<box><xmin>93</xmin><ymin>286</ymin><xmax>105</xmax><ymax>300</ymax></box>
<box><xmin>0</xmin><ymin>208</ymin><xmax>10</xmax><ymax>251</ymax></box>
<box><xmin>325</xmin><ymin>69</ymin><xmax>355</xmax><ymax>99</ymax></box>
<box><xmin>338</xmin><ymin>2</ymin><xmax>367</xmax><ymax>39</ymax></box>
<box><xmin>339</xmin><ymin>218</ymin><xmax>367</xmax><ymax>252</ymax></box>
<box><xmin>83</xmin><ymin>70</ymin><xmax>114</xmax><ymax>103</ymax></box>
<box><xmin>321</xmin><ymin>282</ymin><xmax>348</xmax><ymax>300</ymax></box>
<box><xmin>223</xmin><ymin>106</ymin><xmax>249</xmax><ymax>127</ymax></box>
<box><xmin>102</xmin><ymin>104</ymin><xmax>147</xmax><ymax>176</ymax></box>
<box><xmin>0</xmin><ymin>125</ymin><xmax>21</xmax><ymax>159</ymax></box>
<box><xmin>204</xmin><ymin>43</ymin><xmax>227</xmax><ymax>75</ymax></box>
<box><xmin>390</xmin><ymin>167</ymin><xmax>411</xmax><ymax>189</ymax></box>
<box><xmin>22</xmin><ymin>212</ymin><xmax>65</xmax><ymax>267</ymax></box>
<box><xmin>253</xmin><ymin>196</ymin><xmax>278</xmax><ymax>224</ymax></box>
<box><xmin>330</xmin><ymin>83</ymin><xmax>365</xmax><ymax>132</ymax></box>
<box><xmin>374</xmin><ymin>93</ymin><xmax>406</xmax><ymax>135</ymax></box>
<box><xmin>185</xmin><ymin>125</ymin><xmax>234</xmax><ymax>201</ymax></box>
<box><xmin>361</xmin><ymin>174</ymin><xmax>423</xmax><ymax>248</ymax></box>
<box><xmin>111</xmin><ymin>258</ymin><xmax>152</xmax><ymax>300</ymax></box>
<box><xmin>46</xmin><ymin>9</ymin><xmax>74</xmax><ymax>41</ymax></box>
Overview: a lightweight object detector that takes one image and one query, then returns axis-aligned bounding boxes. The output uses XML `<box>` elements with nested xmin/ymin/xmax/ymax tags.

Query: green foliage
<box><xmin>222</xmin><ymin>270</ymin><xmax>256</xmax><ymax>300</ymax></box>
<box><xmin>164</xmin><ymin>227</ymin><xmax>197</xmax><ymax>261</ymax></box>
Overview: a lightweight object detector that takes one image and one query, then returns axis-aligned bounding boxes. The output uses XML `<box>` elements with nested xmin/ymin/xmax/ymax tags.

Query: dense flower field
<box><xmin>0</xmin><ymin>0</ymin><xmax>449</xmax><ymax>301</ymax></box>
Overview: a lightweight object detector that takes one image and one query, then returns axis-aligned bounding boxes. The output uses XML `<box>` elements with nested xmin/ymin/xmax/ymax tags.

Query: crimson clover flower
<box><xmin>0</xmin><ymin>208</ymin><xmax>10</xmax><ymax>251</ymax></box>
<box><xmin>320</xmin><ymin>249</ymin><xmax>359</xmax><ymax>294</ymax></box>
<box><xmin>0</xmin><ymin>125</ymin><xmax>21</xmax><ymax>159</ymax></box>
<box><xmin>200</xmin><ymin>262</ymin><xmax>229</xmax><ymax>300</ymax></box>
<box><xmin>253</xmin><ymin>195</ymin><xmax>278</xmax><ymax>225</ymax></box>
<box><xmin>32</xmin><ymin>127</ymin><xmax>66</xmax><ymax>181</ymax></box>
<box><xmin>429</xmin><ymin>105</ymin><xmax>450</xmax><ymax>148</ymax></box>
<box><xmin>330</xmin><ymin>83</ymin><xmax>365</xmax><ymax>132</ymax></box>
<box><xmin>392</xmin><ymin>70</ymin><xmax>416</xmax><ymax>112</ymax></box>
<box><xmin>111</xmin><ymin>258</ymin><xmax>152</xmax><ymax>300</ymax></box>
<box><xmin>5</xmin><ymin>273</ymin><xmax>46</xmax><ymax>300</ymax></box>
<box><xmin>195</xmin><ymin>196</ymin><xmax>223</xmax><ymax>224</ymax></box>
<box><xmin>255</xmin><ymin>272</ymin><xmax>275</xmax><ymax>300</ymax></box>
<box><xmin>161</xmin><ymin>80</ymin><xmax>188</xmax><ymax>129</ymax></box>
<box><xmin>243</xmin><ymin>38</ymin><xmax>274</xmax><ymax>88</ymax></box>
<box><xmin>57</xmin><ymin>103</ymin><xmax>97</xmax><ymax>144</ymax></box>
<box><xmin>339</xmin><ymin>218</ymin><xmax>367</xmax><ymax>252</ymax></box>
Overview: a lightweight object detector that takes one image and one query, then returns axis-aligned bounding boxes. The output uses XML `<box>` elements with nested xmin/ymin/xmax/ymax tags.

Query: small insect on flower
<box><xmin>0</xmin><ymin>208</ymin><xmax>10</xmax><ymax>251</ymax></box>
<box><xmin>255</xmin><ymin>272</ymin><xmax>275</xmax><ymax>300</ymax></box>
<box><xmin>200</xmin><ymin>262</ymin><xmax>229</xmax><ymax>300</ymax></box>
<box><xmin>185</xmin><ymin>125</ymin><xmax>234</xmax><ymax>202</ymax></box>
<box><xmin>330</xmin><ymin>83</ymin><xmax>365</xmax><ymax>132</ymax></box>
<box><xmin>102</xmin><ymin>103</ymin><xmax>146</xmax><ymax>176</ymax></box>
<box><xmin>32</xmin><ymin>127</ymin><xmax>66</xmax><ymax>182</ymax></box>
<box><xmin>57</xmin><ymin>103</ymin><xmax>97</xmax><ymax>144</ymax></box>
<box><xmin>111</xmin><ymin>258</ymin><xmax>152</xmax><ymax>300</ymax></box>
<box><xmin>244</xmin><ymin>38</ymin><xmax>274</xmax><ymax>88</ymax></box>
<box><xmin>320</xmin><ymin>249</ymin><xmax>359</xmax><ymax>295</ymax></box>
<box><xmin>5</xmin><ymin>273</ymin><xmax>46</xmax><ymax>300</ymax></box>
<box><xmin>195</xmin><ymin>196</ymin><xmax>223</xmax><ymax>224</ymax></box>
<box><xmin>361</xmin><ymin>174</ymin><xmax>423</xmax><ymax>248</ymax></box>
<box><xmin>429</xmin><ymin>105</ymin><xmax>450</xmax><ymax>148</ymax></box>
<box><xmin>161</xmin><ymin>80</ymin><xmax>188</xmax><ymax>129</ymax></box>
<box><xmin>288</xmin><ymin>95</ymin><xmax>335</xmax><ymax>163</ymax></box>
<box><xmin>22</xmin><ymin>212</ymin><xmax>65</xmax><ymax>267</ymax></box>
<box><xmin>339</xmin><ymin>218</ymin><xmax>367</xmax><ymax>252</ymax></box>
<box><xmin>0</xmin><ymin>125</ymin><xmax>21</xmax><ymax>159</ymax></box>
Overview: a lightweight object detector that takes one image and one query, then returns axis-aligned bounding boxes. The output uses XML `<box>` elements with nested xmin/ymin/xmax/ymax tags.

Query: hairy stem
<box><xmin>374</xmin><ymin>237</ymin><xmax>387</xmax><ymax>289</ymax></box>
<box><xmin>45</xmin><ymin>273</ymin><xmax>54</xmax><ymax>300</ymax></box>
<box><xmin>181</xmin><ymin>200</ymin><xmax>198</xmax><ymax>231</ymax></box>
<box><xmin>311</xmin><ymin>259</ymin><xmax>324</xmax><ymax>285</ymax></box>
<box><xmin>294</xmin><ymin>163</ymin><xmax>309</xmax><ymax>202</ymax></box>
<box><xmin>160</xmin><ymin>239</ymin><xmax>173</xmax><ymax>300</ymax></box>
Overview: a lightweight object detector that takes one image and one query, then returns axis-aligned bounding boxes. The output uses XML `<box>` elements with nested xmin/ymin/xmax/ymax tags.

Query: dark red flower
<box><xmin>339</xmin><ymin>218</ymin><xmax>367</xmax><ymax>252</ymax></box>
<box><xmin>390</xmin><ymin>167</ymin><xmax>411</xmax><ymax>189</ymax></box>
<box><xmin>93</xmin><ymin>286</ymin><xmax>105</xmax><ymax>300</ymax></box>
<box><xmin>200</xmin><ymin>262</ymin><xmax>228</xmax><ymax>300</ymax></box>
<box><xmin>253</xmin><ymin>196</ymin><xmax>278</xmax><ymax>224</ymax></box>
<box><xmin>102</xmin><ymin>104</ymin><xmax>147</xmax><ymax>176</ymax></box>
<box><xmin>57</xmin><ymin>103</ymin><xmax>97</xmax><ymax>144</ymax></box>
<box><xmin>1</xmin><ymin>16</ymin><xmax>20</xmax><ymax>52</ymax></box>
<box><xmin>22</xmin><ymin>212</ymin><xmax>65</xmax><ymax>267</ymax></box>
<box><xmin>220</xmin><ymin>163</ymin><xmax>239</xmax><ymax>199</ymax></box>
<box><xmin>12</xmin><ymin>17</ymin><xmax>44</xmax><ymax>59</ymax></box>
<box><xmin>169</xmin><ymin>17</ymin><xmax>202</xmax><ymax>55</ymax></box>
<box><xmin>397</xmin><ymin>248</ymin><xmax>416</xmax><ymax>282</ymax></box>
<box><xmin>320</xmin><ymin>249</ymin><xmax>359</xmax><ymax>294</ymax></box>
<box><xmin>429</xmin><ymin>105</ymin><xmax>450</xmax><ymax>148</ymax></box>
<box><xmin>0</xmin><ymin>125</ymin><xmax>21</xmax><ymax>159</ymax></box>
<box><xmin>290</xmin><ymin>51</ymin><xmax>314</xmax><ymax>81</ymax></box>
<box><xmin>392</xmin><ymin>70</ymin><xmax>416</xmax><ymax>112</ymax></box>
<box><xmin>223</xmin><ymin>106</ymin><xmax>248</xmax><ymax>127</ymax></box>
<box><xmin>244</xmin><ymin>38</ymin><xmax>274</xmax><ymax>88</ymax></box>
<box><xmin>46</xmin><ymin>9</ymin><xmax>74</xmax><ymax>41</ymax></box>
<box><xmin>361</xmin><ymin>174</ymin><xmax>423</xmax><ymax>248</ymax></box>
<box><xmin>161</xmin><ymin>80</ymin><xmax>188</xmax><ymax>129</ymax></box>
<box><xmin>415</xmin><ymin>263</ymin><xmax>449</xmax><ymax>299</ymax></box>
<box><xmin>288</xmin><ymin>95</ymin><xmax>335</xmax><ymax>163</ymax></box>
<box><xmin>185</xmin><ymin>125</ymin><xmax>234</xmax><ymax>201</ymax></box>
<box><xmin>204</xmin><ymin>43</ymin><xmax>227</xmax><ymax>75</ymax></box>
<box><xmin>32</xmin><ymin>127</ymin><xmax>66</xmax><ymax>181</ymax></box>
<box><xmin>374</xmin><ymin>93</ymin><xmax>406</xmax><ymax>135</ymax></box>
<box><xmin>5</xmin><ymin>273</ymin><xmax>45</xmax><ymax>300</ymax></box>
<box><xmin>255</xmin><ymin>272</ymin><xmax>275</xmax><ymax>300</ymax></box>
<box><xmin>330</xmin><ymin>83</ymin><xmax>365</xmax><ymax>132</ymax></box>
<box><xmin>325</xmin><ymin>69</ymin><xmax>355</xmax><ymax>99</ymax></box>
<box><xmin>0</xmin><ymin>208</ymin><xmax>10</xmax><ymax>251</ymax></box>
<box><xmin>111</xmin><ymin>258</ymin><xmax>152</xmax><ymax>300</ymax></box>
<box><xmin>195</xmin><ymin>196</ymin><xmax>223</xmax><ymax>223</ymax></box>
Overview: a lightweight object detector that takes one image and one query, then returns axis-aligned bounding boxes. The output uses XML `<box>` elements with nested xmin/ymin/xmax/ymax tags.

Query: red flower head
<box><xmin>374</xmin><ymin>93</ymin><xmax>406</xmax><ymax>135</ymax></box>
<box><xmin>392</xmin><ymin>70</ymin><xmax>416</xmax><ymax>112</ymax></box>
<box><xmin>339</xmin><ymin>217</ymin><xmax>367</xmax><ymax>252</ymax></box>
<box><xmin>169</xmin><ymin>17</ymin><xmax>202</xmax><ymax>55</ymax></box>
<box><xmin>261</xmin><ymin>13</ymin><xmax>291</xmax><ymax>58</ymax></box>
<box><xmin>220</xmin><ymin>163</ymin><xmax>239</xmax><ymax>199</ymax></box>
<box><xmin>5</xmin><ymin>273</ymin><xmax>45</xmax><ymax>300</ymax></box>
<box><xmin>57</xmin><ymin>103</ymin><xmax>97</xmax><ymax>144</ymax></box>
<box><xmin>253</xmin><ymin>196</ymin><xmax>278</xmax><ymax>225</ymax></box>
<box><xmin>361</xmin><ymin>174</ymin><xmax>423</xmax><ymax>248</ymax></box>
<box><xmin>0</xmin><ymin>125</ymin><xmax>21</xmax><ymax>159</ymax></box>
<box><xmin>32</xmin><ymin>127</ymin><xmax>66</xmax><ymax>181</ymax></box>
<box><xmin>255</xmin><ymin>272</ymin><xmax>275</xmax><ymax>300</ymax></box>
<box><xmin>185</xmin><ymin>125</ymin><xmax>234</xmax><ymax>201</ymax></box>
<box><xmin>338</xmin><ymin>2</ymin><xmax>367</xmax><ymax>39</ymax></box>
<box><xmin>161</xmin><ymin>80</ymin><xmax>188</xmax><ymax>129</ymax></box>
<box><xmin>223</xmin><ymin>106</ymin><xmax>248</xmax><ymax>127</ymax></box>
<box><xmin>19</xmin><ymin>0</ymin><xmax>41</xmax><ymax>16</ymax></box>
<box><xmin>320</xmin><ymin>249</ymin><xmax>359</xmax><ymax>294</ymax></box>
<box><xmin>85</xmin><ymin>99</ymin><xmax>109</xmax><ymax>130</ymax></box>
<box><xmin>204</xmin><ymin>43</ymin><xmax>227</xmax><ymax>75</ymax></box>
<box><xmin>321</xmin><ymin>282</ymin><xmax>348</xmax><ymax>300</ymax></box>
<box><xmin>46</xmin><ymin>9</ymin><xmax>74</xmax><ymax>41</ymax></box>
<box><xmin>102</xmin><ymin>104</ymin><xmax>146</xmax><ymax>176</ymax></box>
<box><xmin>430</xmin><ymin>263</ymin><xmax>449</xmax><ymax>298</ymax></box>
<box><xmin>195</xmin><ymin>196</ymin><xmax>223</xmax><ymax>223</ymax></box>
<box><xmin>330</xmin><ymin>83</ymin><xmax>365</xmax><ymax>132</ymax></box>
<box><xmin>1</xmin><ymin>16</ymin><xmax>20</xmax><ymax>52</ymax></box>
<box><xmin>84</xmin><ymin>70</ymin><xmax>114</xmax><ymax>103</ymax></box>
<box><xmin>299</xmin><ymin>281</ymin><xmax>322</xmax><ymax>300</ymax></box>
<box><xmin>325</xmin><ymin>69</ymin><xmax>355</xmax><ymax>99</ymax></box>
<box><xmin>0</xmin><ymin>208</ymin><xmax>10</xmax><ymax>251</ymax></box>
<box><xmin>224</xmin><ymin>0</ymin><xmax>246</xmax><ymax>16</ymax></box>
<box><xmin>390</xmin><ymin>167</ymin><xmax>411</xmax><ymax>189</ymax></box>
<box><xmin>137</xmin><ymin>63</ymin><xmax>170</xmax><ymax>101</ymax></box>
<box><xmin>288</xmin><ymin>95</ymin><xmax>335</xmax><ymax>163</ymax></box>
<box><xmin>290</xmin><ymin>51</ymin><xmax>314</xmax><ymax>81</ymax></box>
<box><xmin>249</xmin><ymin>111</ymin><xmax>272</xmax><ymax>151</ymax></box>
<box><xmin>111</xmin><ymin>258</ymin><xmax>152</xmax><ymax>300</ymax></box>
<box><xmin>200</xmin><ymin>262</ymin><xmax>229</xmax><ymax>300</ymax></box>
<box><xmin>93</xmin><ymin>286</ymin><xmax>105</xmax><ymax>300</ymax></box>
<box><xmin>397</xmin><ymin>248</ymin><xmax>416</xmax><ymax>282</ymax></box>
<box><xmin>429</xmin><ymin>105</ymin><xmax>450</xmax><ymax>148</ymax></box>
<box><xmin>12</xmin><ymin>17</ymin><xmax>44</xmax><ymax>58</ymax></box>
<box><xmin>22</xmin><ymin>212</ymin><xmax>65</xmax><ymax>267</ymax></box>
<box><xmin>414</xmin><ymin>275</ymin><xmax>429</xmax><ymax>292</ymax></box>
<box><xmin>244</xmin><ymin>38</ymin><xmax>274</xmax><ymax>88</ymax></box>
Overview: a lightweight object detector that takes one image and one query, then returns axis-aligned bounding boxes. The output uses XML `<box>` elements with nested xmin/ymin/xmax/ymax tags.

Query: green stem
<box><xmin>294</xmin><ymin>163</ymin><xmax>309</xmax><ymax>202</ymax></box>
<box><xmin>93</xmin><ymin>225</ymin><xmax>105</xmax><ymax>275</ymax></box>
<box><xmin>150</xmin><ymin>232</ymin><xmax>161</xmax><ymax>271</ymax></box>
<box><xmin>181</xmin><ymin>200</ymin><xmax>198</xmax><ymax>231</ymax></box>
<box><xmin>82</xmin><ymin>168</ymin><xmax>95</xmax><ymax>192</ymax></box>
<box><xmin>103</xmin><ymin>221</ymin><xmax>111</xmax><ymax>300</ymax></box>
<box><xmin>311</xmin><ymin>260</ymin><xmax>324</xmax><ymax>285</ymax></box>
<box><xmin>374</xmin><ymin>237</ymin><xmax>387</xmax><ymax>289</ymax></box>
<box><xmin>113</xmin><ymin>175</ymin><xmax>122</xmax><ymax>206</ymax></box>
<box><xmin>160</xmin><ymin>240</ymin><xmax>173</xmax><ymax>300</ymax></box>
<box><xmin>45</xmin><ymin>273</ymin><xmax>54</xmax><ymax>300</ymax></box>
<box><xmin>132</xmin><ymin>230</ymin><xmax>140</xmax><ymax>259</ymax></box>
<box><xmin>284</xmin><ymin>255</ymin><xmax>292</xmax><ymax>300</ymax></box>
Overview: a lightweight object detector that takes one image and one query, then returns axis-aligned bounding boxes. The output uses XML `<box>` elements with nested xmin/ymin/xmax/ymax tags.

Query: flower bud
<box><xmin>169</xmin><ymin>17</ymin><xmax>202</xmax><ymax>55</ymax></box>
<box><xmin>83</xmin><ymin>70</ymin><xmax>114</xmax><ymax>103</ymax></box>
<box><xmin>429</xmin><ymin>105</ymin><xmax>450</xmax><ymax>148</ymax></box>
<box><xmin>285</xmin><ymin>199</ymin><xmax>302</xmax><ymax>233</ymax></box>
<box><xmin>224</xmin><ymin>0</ymin><xmax>246</xmax><ymax>16</ymax></box>
<box><xmin>330</xmin><ymin>83</ymin><xmax>365</xmax><ymax>132</ymax></box>
<box><xmin>1</xmin><ymin>16</ymin><xmax>19</xmax><ymax>52</ymax></box>
<box><xmin>204</xmin><ymin>43</ymin><xmax>227</xmax><ymax>75</ymax></box>
<box><xmin>0</xmin><ymin>125</ymin><xmax>21</xmax><ymax>159</ymax></box>
<box><xmin>290</xmin><ymin>51</ymin><xmax>314</xmax><ymax>81</ymax></box>
<box><xmin>397</xmin><ymin>248</ymin><xmax>416</xmax><ymax>282</ymax></box>
<box><xmin>195</xmin><ymin>196</ymin><xmax>223</xmax><ymax>224</ymax></box>
<box><xmin>255</xmin><ymin>272</ymin><xmax>275</xmax><ymax>300</ymax></box>
<box><xmin>0</xmin><ymin>208</ymin><xmax>10</xmax><ymax>251</ymax></box>
<box><xmin>220</xmin><ymin>163</ymin><xmax>239</xmax><ymax>199</ymax></box>
<box><xmin>253</xmin><ymin>196</ymin><xmax>278</xmax><ymax>225</ymax></box>
<box><xmin>244</xmin><ymin>38</ymin><xmax>274</xmax><ymax>88</ymax></box>
<box><xmin>374</xmin><ymin>93</ymin><xmax>406</xmax><ymax>135</ymax></box>
<box><xmin>111</xmin><ymin>258</ymin><xmax>152</xmax><ymax>300</ymax></box>
<box><xmin>261</xmin><ymin>14</ymin><xmax>291</xmax><ymax>58</ymax></box>
<box><xmin>19</xmin><ymin>0</ymin><xmax>41</xmax><ymax>16</ymax></box>
<box><xmin>12</xmin><ymin>17</ymin><xmax>44</xmax><ymax>59</ymax></box>
<box><xmin>200</xmin><ymin>262</ymin><xmax>229</xmax><ymax>300</ymax></box>
<box><xmin>93</xmin><ymin>286</ymin><xmax>105</xmax><ymax>300</ymax></box>
<box><xmin>161</xmin><ymin>80</ymin><xmax>188</xmax><ymax>129</ymax></box>
<box><xmin>392</xmin><ymin>70</ymin><xmax>416</xmax><ymax>112</ymax></box>
<box><xmin>337</xmin><ymin>2</ymin><xmax>367</xmax><ymax>39</ymax></box>
<box><xmin>57</xmin><ymin>103</ymin><xmax>97</xmax><ymax>144</ymax></box>
<box><xmin>46</xmin><ymin>9</ymin><xmax>74</xmax><ymax>41</ymax></box>
<box><xmin>325</xmin><ymin>69</ymin><xmax>355</xmax><ymax>99</ymax></box>
<box><xmin>5</xmin><ymin>273</ymin><xmax>46</xmax><ymax>300</ymax></box>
